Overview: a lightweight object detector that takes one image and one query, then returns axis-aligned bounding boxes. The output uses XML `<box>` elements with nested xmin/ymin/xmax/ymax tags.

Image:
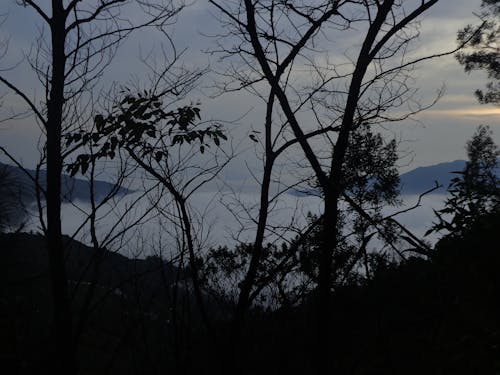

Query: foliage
<box><xmin>0</xmin><ymin>165</ymin><xmax>27</xmax><ymax>232</ymax></box>
<box><xmin>342</xmin><ymin>125</ymin><xmax>401</xmax><ymax>244</ymax></box>
<box><xmin>4</xmin><ymin>221</ymin><xmax>500</xmax><ymax>374</ymax></box>
<box><xmin>249</xmin><ymin>126</ymin><xmax>402</xmax><ymax>297</ymax></box>
<box><xmin>201</xmin><ymin>126</ymin><xmax>401</xmax><ymax>309</ymax></box>
<box><xmin>297</xmin><ymin>125</ymin><xmax>401</xmax><ymax>287</ymax></box>
<box><xmin>456</xmin><ymin>0</ymin><xmax>500</xmax><ymax>104</ymax></box>
<box><xmin>65</xmin><ymin>89</ymin><xmax>227</xmax><ymax>176</ymax></box>
<box><xmin>291</xmin><ymin>214</ymin><xmax>397</xmax><ymax>291</ymax></box>
<box><xmin>203</xmin><ymin>241</ymin><xmax>307</xmax><ymax>308</ymax></box>
<box><xmin>293</xmin><ymin>214</ymin><xmax>364</xmax><ymax>287</ymax></box>
<box><xmin>429</xmin><ymin>125</ymin><xmax>499</xmax><ymax>238</ymax></box>
<box><xmin>0</xmin><ymin>165</ymin><xmax>15</xmax><ymax>231</ymax></box>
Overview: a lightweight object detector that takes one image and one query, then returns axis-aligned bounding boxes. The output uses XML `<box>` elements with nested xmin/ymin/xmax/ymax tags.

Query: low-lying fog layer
<box><xmin>25</xmin><ymin>192</ymin><xmax>448</xmax><ymax>259</ymax></box>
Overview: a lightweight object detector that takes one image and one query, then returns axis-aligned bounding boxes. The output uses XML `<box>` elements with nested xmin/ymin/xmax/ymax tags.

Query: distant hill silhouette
<box><xmin>288</xmin><ymin>159</ymin><xmax>500</xmax><ymax>197</ymax></box>
<box><xmin>399</xmin><ymin>159</ymin><xmax>500</xmax><ymax>194</ymax></box>
<box><xmin>398</xmin><ymin>160</ymin><xmax>466</xmax><ymax>194</ymax></box>
<box><xmin>0</xmin><ymin>162</ymin><xmax>134</xmax><ymax>204</ymax></box>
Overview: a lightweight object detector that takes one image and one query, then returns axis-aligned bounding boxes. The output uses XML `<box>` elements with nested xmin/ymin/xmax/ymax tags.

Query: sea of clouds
<box><xmin>25</xmin><ymin>191</ymin><xmax>448</xmax><ymax>259</ymax></box>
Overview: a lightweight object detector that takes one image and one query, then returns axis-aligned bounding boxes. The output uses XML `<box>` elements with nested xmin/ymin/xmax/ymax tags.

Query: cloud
<box><xmin>424</xmin><ymin>107</ymin><xmax>500</xmax><ymax>118</ymax></box>
<box><xmin>22</xmin><ymin>190</ymin><xmax>448</xmax><ymax>258</ymax></box>
<box><xmin>0</xmin><ymin>0</ymin><xmax>497</xmax><ymax>183</ymax></box>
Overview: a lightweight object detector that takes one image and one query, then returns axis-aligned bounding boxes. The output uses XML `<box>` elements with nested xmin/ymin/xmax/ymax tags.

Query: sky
<box><xmin>181</xmin><ymin>0</ymin><xmax>500</xmax><ymax>172</ymax></box>
<box><xmin>0</xmin><ymin>0</ymin><xmax>498</xmax><ymax>176</ymax></box>
<box><xmin>0</xmin><ymin>0</ymin><xmax>499</xmax><ymax>250</ymax></box>
<box><xmin>0</xmin><ymin>0</ymin><xmax>500</xmax><ymax>178</ymax></box>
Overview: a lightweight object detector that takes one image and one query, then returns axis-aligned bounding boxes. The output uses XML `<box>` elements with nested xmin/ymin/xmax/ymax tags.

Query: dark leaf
<box><xmin>155</xmin><ymin>151</ymin><xmax>163</xmax><ymax>162</ymax></box>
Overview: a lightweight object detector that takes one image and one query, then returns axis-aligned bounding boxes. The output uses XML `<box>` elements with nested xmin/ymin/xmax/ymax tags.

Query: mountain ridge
<box><xmin>0</xmin><ymin>161</ymin><xmax>135</xmax><ymax>204</ymax></box>
<box><xmin>287</xmin><ymin>159</ymin><xmax>500</xmax><ymax>197</ymax></box>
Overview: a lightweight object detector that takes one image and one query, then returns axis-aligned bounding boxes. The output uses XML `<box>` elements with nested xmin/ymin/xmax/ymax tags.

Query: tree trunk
<box><xmin>46</xmin><ymin>1</ymin><xmax>76</xmax><ymax>373</ymax></box>
<box><xmin>315</xmin><ymin>192</ymin><xmax>339</xmax><ymax>373</ymax></box>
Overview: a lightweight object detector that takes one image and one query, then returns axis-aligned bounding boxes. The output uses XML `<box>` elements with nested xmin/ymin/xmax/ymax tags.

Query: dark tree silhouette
<box><xmin>67</xmin><ymin>87</ymin><xmax>230</xmax><ymax>347</ymax></box>
<box><xmin>457</xmin><ymin>0</ymin><xmax>500</xmax><ymax>105</ymax></box>
<box><xmin>0</xmin><ymin>164</ymin><xmax>28</xmax><ymax>232</ymax></box>
<box><xmin>429</xmin><ymin>125</ymin><xmax>499</xmax><ymax>239</ymax></box>
<box><xmin>208</xmin><ymin>0</ymin><xmax>464</xmax><ymax>371</ymax></box>
<box><xmin>0</xmin><ymin>1</ymin><xmax>179</xmax><ymax>373</ymax></box>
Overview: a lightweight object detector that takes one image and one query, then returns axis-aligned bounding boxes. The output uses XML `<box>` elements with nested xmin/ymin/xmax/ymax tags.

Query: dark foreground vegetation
<box><xmin>1</xmin><ymin>208</ymin><xmax>499</xmax><ymax>374</ymax></box>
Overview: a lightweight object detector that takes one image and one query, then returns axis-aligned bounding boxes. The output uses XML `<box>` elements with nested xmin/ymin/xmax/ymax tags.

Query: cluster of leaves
<box><xmin>0</xmin><ymin>165</ymin><xmax>27</xmax><ymax>232</ymax></box>
<box><xmin>202</xmin><ymin>208</ymin><xmax>400</xmax><ymax>308</ymax></box>
<box><xmin>429</xmin><ymin>125</ymin><xmax>499</xmax><ymax>238</ymax></box>
<box><xmin>456</xmin><ymin>0</ymin><xmax>499</xmax><ymax>105</ymax></box>
<box><xmin>293</xmin><ymin>214</ymin><xmax>342</xmax><ymax>284</ymax></box>
<box><xmin>342</xmin><ymin>125</ymin><xmax>401</xmax><ymax>252</ymax></box>
<box><xmin>203</xmin><ymin>242</ymin><xmax>307</xmax><ymax>307</ymax></box>
<box><xmin>298</xmin><ymin>125</ymin><xmax>402</xmax><ymax>288</ymax></box>
<box><xmin>65</xmin><ymin>89</ymin><xmax>226</xmax><ymax>176</ymax></box>
<box><xmin>308</xmin><ymin>124</ymin><xmax>400</xmax><ymax>208</ymax></box>
<box><xmin>290</xmin><ymin>213</ymin><xmax>393</xmax><ymax>289</ymax></box>
<box><xmin>343</xmin><ymin>124</ymin><xmax>400</xmax><ymax>207</ymax></box>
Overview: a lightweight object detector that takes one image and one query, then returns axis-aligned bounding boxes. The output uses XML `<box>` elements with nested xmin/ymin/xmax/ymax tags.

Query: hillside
<box><xmin>0</xmin><ymin>232</ymin><xmax>196</xmax><ymax>374</ymax></box>
<box><xmin>2</xmin><ymin>213</ymin><xmax>500</xmax><ymax>374</ymax></box>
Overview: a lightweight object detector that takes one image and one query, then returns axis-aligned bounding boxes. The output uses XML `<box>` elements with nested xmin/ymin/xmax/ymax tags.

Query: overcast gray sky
<box><xmin>0</xmin><ymin>0</ymin><xmax>498</xmax><ymax>177</ymax></box>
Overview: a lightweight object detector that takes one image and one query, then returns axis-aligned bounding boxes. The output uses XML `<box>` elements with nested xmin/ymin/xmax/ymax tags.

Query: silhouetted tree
<box><xmin>0</xmin><ymin>164</ymin><xmax>28</xmax><ymax>232</ymax></box>
<box><xmin>429</xmin><ymin>125</ymin><xmax>499</xmax><ymax>239</ymax></box>
<box><xmin>209</xmin><ymin>1</ymin><xmax>459</xmax><ymax>371</ymax></box>
<box><xmin>457</xmin><ymin>0</ymin><xmax>500</xmax><ymax>104</ymax></box>
<box><xmin>67</xmin><ymin>87</ymin><xmax>230</xmax><ymax>360</ymax></box>
<box><xmin>0</xmin><ymin>1</ymin><xmax>179</xmax><ymax>373</ymax></box>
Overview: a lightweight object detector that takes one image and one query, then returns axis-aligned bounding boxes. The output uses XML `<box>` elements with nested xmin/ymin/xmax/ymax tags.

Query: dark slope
<box><xmin>2</xmin><ymin>214</ymin><xmax>500</xmax><ymax>375</ymax></box>
<box><xmin>0</xmin><ymin>232</ymin><xmax>188</xmax><ymax>374</ymax></box>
